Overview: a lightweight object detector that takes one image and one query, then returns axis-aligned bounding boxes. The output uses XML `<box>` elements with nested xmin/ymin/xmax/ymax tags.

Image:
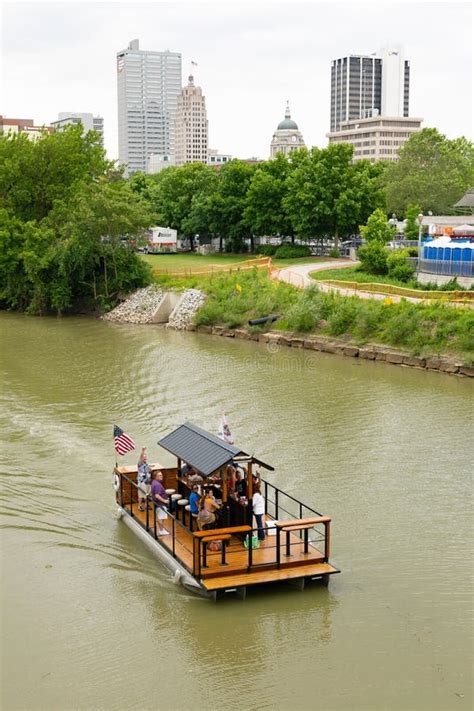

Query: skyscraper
<box><xmin>175</xmin><ymin>74</ymin><xmax>208</xmax><ymax>166</ymax></box>
<box><xmin>330</xmin><ymin>47</ymin><xmax>410</xmax><ymax>132</ymax></box>
<box><xmin>116</xmin><ymin>39</ymin><xmax>181</xmax><ymax>175</ymax></box>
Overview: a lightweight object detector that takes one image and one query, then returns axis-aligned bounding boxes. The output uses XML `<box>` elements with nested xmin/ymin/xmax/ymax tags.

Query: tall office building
<box><xmin>175</xmin><ymin>74</ymin><xmax>208</xmax><ymax>166</ymax></box>
<box><xmin>330</xmin><ymin>47</ymin><xmax>410</xmax><ymax>132</ymax></box>
<box><xmin>51</xmin><ymin>113</ymin><xmax>104</xmax><ymax>145</ymax></box>
<box><xmin>116</xmin><ymin>39</ymin><xmax>181</xmax><ymax>175</ymax></box>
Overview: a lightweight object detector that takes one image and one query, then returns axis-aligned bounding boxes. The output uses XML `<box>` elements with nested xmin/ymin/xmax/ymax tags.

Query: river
<box><xmin>1</xmin><ymin>312</ymin><xmax>472</xmax><ymax>711</ymax></box>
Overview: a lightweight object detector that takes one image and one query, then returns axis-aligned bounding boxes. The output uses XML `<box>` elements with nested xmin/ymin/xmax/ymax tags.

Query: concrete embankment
<box><xmin>190</xmin><ymin>325</ymin><xmax>474</xmax><ymax>378</ymax></box>
<box><xmin>102</xmin><ymin>285</ymin><xmax>205</xmax><ymax>329</ymax></box>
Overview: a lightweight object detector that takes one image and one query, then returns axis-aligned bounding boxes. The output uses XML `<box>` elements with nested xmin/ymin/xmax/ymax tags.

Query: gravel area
<box><xmin>167</xmin><ymin>289</ymin><xmax>206</xmax><ymax>330</ymax></box>
<box><xmin>102</xmin><ymin>285</ymin><xmax>164</xmax><ymax>324</ymax></box>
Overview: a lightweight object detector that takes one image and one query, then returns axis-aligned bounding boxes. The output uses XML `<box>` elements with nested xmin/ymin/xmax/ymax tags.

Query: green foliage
<box><xmin>274</xmin><ymin>245</ymin><xmax>311</xmax><ymax>259</ymax></box>
<box><xmin>360</xmin><ymin>208</ymin><xmax>395</xmax><ymax>243</ymax></box>
<box><xmin>329</xmin><ymin>248</ymin><xmax>340</xmax><ymax>258</ymax></box>
<box><xmin>384</xmin><ymin>128</ymin><xmax>474</xmax><ymax>215</ymax></box>
<box><xmin>244</xmin><ymin>153</ymin><xmax>294</xmax><ymax>240</ymax></box>
<box><xmin>404</xmin><ymin>204</ymin><xmax>422</xmax><ymax>241</ymax></box>
<box><xmin>284</xmin><ymin>145</ymin><xmax>385</xmax><ymax>242</ymax></box>
<box><xmin>357</xmin><ymin>241</ymin><xmax>389</xmax><ymax>275</ymax></box>
<box><xmin>0</xmin><ymin>129</ymin><xmax>153</xmax><ymax>314</ymax></box>
<box><xmin>164</xmin><ymin>269</ymin><xmax>473</xmax><ymax>358</ymax></box>
<box><xmin>257</xmin><ymin>244</ymin><xmax>277</xmax><ymax>256</ymax></box>
<box><xmin>386</xmin><ymin>249</ymin><xmax>416</xmax><ymax>282</ymax></box>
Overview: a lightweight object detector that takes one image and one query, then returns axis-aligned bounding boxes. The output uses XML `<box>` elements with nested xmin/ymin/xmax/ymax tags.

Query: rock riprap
<box><xmin>103</xmin><ymin>286</ymin><xmax>164</xmax><ymax>324</ymax></box>
<box><xmin>167</xmin><ymin>289</ymin><xmax>206</xmax><ymax>330</ymax></box>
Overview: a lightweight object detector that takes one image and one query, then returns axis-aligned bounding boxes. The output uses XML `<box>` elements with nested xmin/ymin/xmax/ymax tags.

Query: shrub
<box><xmin>360</xmin><ymin>208</ymin><xmax>395</xmax><ymax>243</ymax></box>
<box><xmin>357</xmin><ymin>241</ymin><xmax>389</xmax><ymax>275</ymax></box>
<box><xmin>327</xmin><ymin>298</ymin><xmax>359</xmax><ymax>335</ymax></box>
<box><xmin>275</xmin><ymin>244</ymin><xmax>311</xmax><ymax>259</ymax></box>
<box><xmin>258</xmin><ymin>244</ymin><xmax>277</xmax><ymax>256</ymax></box>
<box><xmin>387</xmin><ymin>249</ymin><xmax>415</xmax><ymax>283</ymax></box>
<box><xmin>329</xmin><ymin>248</ymin><xmax>340</xmax><ymax>258</ymax></box>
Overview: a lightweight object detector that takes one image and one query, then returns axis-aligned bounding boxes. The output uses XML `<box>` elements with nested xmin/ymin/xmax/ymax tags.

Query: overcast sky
<box><xmin>1</xmin><ymin>0</ymin><xmax>472</xmax><ymax>161</ymax></box>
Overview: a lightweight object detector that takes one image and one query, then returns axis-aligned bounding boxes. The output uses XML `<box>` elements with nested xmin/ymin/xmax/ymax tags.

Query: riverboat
<box><xmin>113</xmin><ymin>421</ymin><xmax>340</xmax><ymax>600</ymax></box>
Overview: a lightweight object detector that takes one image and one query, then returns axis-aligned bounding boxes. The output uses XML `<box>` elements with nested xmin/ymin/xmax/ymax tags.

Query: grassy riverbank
<box><xmin>155</xmin><ymin>268</ymin><xmax>474</xmax><ymax>362</ymax></box>
<box><xmin>310</xmin><ymin>265</ymin><xmax>473</xmax><ymax>291</ymax></box>
<box><xmin>140</xmin><ymin>253</ymin><xmax>328</xmax><ymax>272</ymax></box>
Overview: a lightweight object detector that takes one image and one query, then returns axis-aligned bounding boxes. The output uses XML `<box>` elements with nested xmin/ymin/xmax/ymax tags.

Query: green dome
<box><xmin>277</xmin><ymin>117</ymin><xmax>298</xmax><ymax>130</ymax></box>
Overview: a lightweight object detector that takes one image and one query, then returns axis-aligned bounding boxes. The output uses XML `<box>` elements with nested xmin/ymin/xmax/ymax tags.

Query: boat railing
<box><xmin>262</xmin><ymin>477</ymin><xmax>321</xmax><ymax>527</ymax></box>
<box><xmin>119</xmin><ymin>473</ymin><xmax>192</xmax><ymax>563</ymax></box>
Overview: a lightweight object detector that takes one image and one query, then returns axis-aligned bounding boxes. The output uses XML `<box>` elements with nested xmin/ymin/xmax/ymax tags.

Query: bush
<box><xmin>387</xmin><ymin>249</ymin><xmax>415</xmax><ymax>283</ymax></box>
<box><xmin>329</xmin><ymin>248</ymin><xmax>340</xmax><ymax>258</ymax></box>
<box><xmin>326</xmin><ymin>298</ymin><xmax>359</xmax><ymax>335</ymax></box>
<box><xmin>357</xmin><ymin>241</ymin><xmax>389</xmax><ymax>275</ymax></box>
<box><xmin>258</xmin><ymin>244</ymin><xmax>277</xmax><ymax>256</ymax></box>
<box><xmin>274</xmin><ymin>244</ymin><xmax>311</xmax><ymax>259</ymax></box>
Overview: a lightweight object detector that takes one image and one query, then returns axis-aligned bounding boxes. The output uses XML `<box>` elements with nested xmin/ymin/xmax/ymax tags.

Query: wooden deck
<box><xmin>131</xmin><ymin>505</ymin><xmax>337</xmax><ymax>589</ymax></box>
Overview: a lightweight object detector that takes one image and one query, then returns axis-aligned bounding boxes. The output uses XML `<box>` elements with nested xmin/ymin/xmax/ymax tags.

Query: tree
<box><xmin>357</xmin><ymin>208</ymin><xmax>394</xmax><ymax>275</ymax></box>
<box><xmin>0</xmin><ymin>129</ymin><xmax>152</xmax><ymax>314</ymax></box>
<box><xmin>284</xmin><ymin>144</ymin><xmax>385</xmax><ymax>247</ymax></box>
<box><xmin>0</xmin><ymin>124</ymin><xmax>112</xmax><ymax>222</ymax></box>
<box><xmin>384</xmin><ymin>128</ymin><xmax>474</xmax><ymax>215</ymax></box>
<box><xmin>359</xmin><ymin>208</ymin><xmax>395</xmax><ymax>243</ymax></box>
<box><xmin>152</xmin><ymin>163</ymin><xmax>217</xmax><ymax>251</ymax></box>
<box><xmin>243</xmin><ymin>152</ymin><xmax>295</xmax><ymax>244</ymax></box>
<box><xmin>404</xmin><ymin>204</ymin><xmax>422</xmax><ymax>241</ymax></box>
<box><xmin>210</xmin><ymin>160</ymin><xmax>255</xmax><ymax>252</ymax></box>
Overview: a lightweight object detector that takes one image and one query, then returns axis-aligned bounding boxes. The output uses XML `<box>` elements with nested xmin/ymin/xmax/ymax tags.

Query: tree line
<box><xmin>131</xmin><ymin>127</ymin><xmax>474</xmax><ymax>252</ymax></box>
<box><xmin>0</xmin><ymin>124</ymin><xmax>472</xmax><ymax>314</ymax></box>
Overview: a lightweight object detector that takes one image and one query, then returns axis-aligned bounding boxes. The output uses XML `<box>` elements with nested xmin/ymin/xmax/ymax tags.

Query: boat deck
<box><xmin>132</xmin><ymin>506</ymin><xmax>339</xmax><ymax>591</ymax></box>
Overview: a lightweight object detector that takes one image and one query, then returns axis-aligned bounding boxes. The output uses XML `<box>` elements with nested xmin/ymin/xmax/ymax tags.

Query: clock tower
<box><xmin>270</xmin><ymin>101</ymin><xmax>305</xmax><ymax>158</ymax></box>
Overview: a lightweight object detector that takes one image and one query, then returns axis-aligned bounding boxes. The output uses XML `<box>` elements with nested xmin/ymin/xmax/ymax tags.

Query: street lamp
<box><xmin>417</xmin><ymin>213</ymin><xmax>424</xmax><ymax>273</ymax></box>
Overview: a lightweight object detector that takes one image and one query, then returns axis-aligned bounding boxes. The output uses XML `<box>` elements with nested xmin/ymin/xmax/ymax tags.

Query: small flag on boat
<box><xmin>218</xmin><ymin>414</ymin><xmax>234</xmax><ymax>444</ymax></box>
<box><xmin>113</xmin><ymin>425</ymin><xmax>136</xmax><ymax>455</ymax></box>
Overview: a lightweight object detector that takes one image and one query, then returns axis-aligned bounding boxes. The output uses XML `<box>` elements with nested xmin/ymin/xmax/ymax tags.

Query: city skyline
<box><xmin>1</xmin><ymin>1</ymin><xmax>472</xmax><ymax>162</ymax></box>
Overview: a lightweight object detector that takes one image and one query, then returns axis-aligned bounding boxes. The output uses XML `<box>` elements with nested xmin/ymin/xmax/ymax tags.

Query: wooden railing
<box><xmin>276</xmin><ymin>517</ymin><xmax>331</xmax><ymax>566</ymax></box>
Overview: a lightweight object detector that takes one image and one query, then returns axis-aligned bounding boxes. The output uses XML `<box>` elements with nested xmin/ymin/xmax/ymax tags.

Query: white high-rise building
<box><xmin>51</xmin><ymin>113</ymin><xmax>104</xmax><ymax>145</ymax></box>
<box><xmin>175</xmin><ymin>74</ymin><xmax>209</xmax><ymax>166</ymax></box>
<box><xmin>330</xmin><ymin>47</ymin><xmax>410</xmax><ymax>132</ymax></box>
<box><xmin>117</xmin><ymin>39</ymin><xmax>181</xmax><ymax>175</ymax></box>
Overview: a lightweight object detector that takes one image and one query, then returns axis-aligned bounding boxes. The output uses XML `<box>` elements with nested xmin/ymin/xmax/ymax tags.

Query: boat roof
<box><xmin>157</xmin><ymin>421</ymin><xmax>273</xmax><ymax>477</ymax></box>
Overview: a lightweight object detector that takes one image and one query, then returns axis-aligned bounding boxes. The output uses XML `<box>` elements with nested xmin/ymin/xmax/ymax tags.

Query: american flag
<box><xmin>113</xmin><ymin>425</ymin><xmax>136</xmax><ymax>455</ymax></box>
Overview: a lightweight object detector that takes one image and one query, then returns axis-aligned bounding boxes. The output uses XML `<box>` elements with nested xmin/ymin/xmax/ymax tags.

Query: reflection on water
<box><xmin>1</xmin><ymin>313</ymin><xmax>472</xmax><ymax>711</ymax></box>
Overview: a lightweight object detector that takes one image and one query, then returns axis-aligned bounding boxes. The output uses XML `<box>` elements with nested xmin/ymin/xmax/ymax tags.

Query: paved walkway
<box><xmin>273</xmin><ymin>259</ymin><xmax>425</xmax><ymax>304</ymax></box>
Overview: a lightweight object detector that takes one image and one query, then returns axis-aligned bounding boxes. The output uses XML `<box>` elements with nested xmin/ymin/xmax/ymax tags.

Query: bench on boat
<box><xmin>276</xmin><ymin>517</ymin><xmax>331</xmax><ymax>561</ymax></box>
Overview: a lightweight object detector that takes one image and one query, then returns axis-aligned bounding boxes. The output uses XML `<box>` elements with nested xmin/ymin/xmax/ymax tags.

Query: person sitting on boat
<box><xmin>150</xmin><ymin>470</ymin><xmax>169</xmax><ymax>536</ymax></box>
<box><xmin>252</xmin><ymin>483</ymin><xmax>266</xmax><ymax>541</ymax></box>
<box><xmin>235</xmin><ymin>469</ymin><xmax>247</xmax><ymax>499</ymax></box>
<box><xmin>197</xmin><ymin>491</ymin><xmax>220</xmax><ymax>531</ymax></box>
<box><xmin>137</xmin><ymin>447</ymin><xmax>151</xmax><ymax>512</ymax></box>
<box><xmin>189</xmin><ymin>484</ymin><xmax>200</xmax><ymax>515</ymax></box>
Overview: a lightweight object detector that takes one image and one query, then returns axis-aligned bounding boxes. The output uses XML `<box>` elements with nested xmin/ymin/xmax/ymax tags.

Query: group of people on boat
<box><xmin>136</xmin><ymin>448</ymin><xmax>266</xmax><ymax>540</ymax></box>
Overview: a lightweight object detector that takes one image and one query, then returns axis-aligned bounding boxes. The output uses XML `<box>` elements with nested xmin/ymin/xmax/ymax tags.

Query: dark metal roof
<box><xmin>158</xmin><ymin>421</ymin><xmax>246</xmax><ymax>477</ymax></box>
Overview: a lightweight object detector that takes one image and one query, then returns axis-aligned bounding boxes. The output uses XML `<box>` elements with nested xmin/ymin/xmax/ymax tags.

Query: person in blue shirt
<box><xmin>189</xmin><ymin>484</ymin><xmax>200</xmax><ymax>515</ymax></box>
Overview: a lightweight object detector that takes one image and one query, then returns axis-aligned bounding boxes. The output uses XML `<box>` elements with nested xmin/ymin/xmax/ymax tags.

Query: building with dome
<box><xmin>270</xmin><ymin>102</ymin><xmax>305</xmax><ymax>158</ymax></box>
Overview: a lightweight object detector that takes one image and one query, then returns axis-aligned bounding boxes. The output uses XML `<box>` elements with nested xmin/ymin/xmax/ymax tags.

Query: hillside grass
<box><xmin>140</xmin><ymin>252</ymin><xmax>328</xmax><ymax>272</ymax></box>
<box><xmin>310</xmin><ymin>265</ymin><xmax>472</xmax><ymax>292</ymax></box>
<box><xmin>158</xmin><ymin>268</ymin><xmax>473</xmax><ymax>362</ymax></box>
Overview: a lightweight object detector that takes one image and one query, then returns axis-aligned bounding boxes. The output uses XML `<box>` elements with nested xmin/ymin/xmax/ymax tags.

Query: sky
<box><xmin>1</xmin><ymin>0</ymin><xmax>472</xmax><ymax>162</ymax></box>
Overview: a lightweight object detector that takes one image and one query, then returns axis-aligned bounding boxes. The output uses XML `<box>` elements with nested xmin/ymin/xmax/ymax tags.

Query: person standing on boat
<box><xmin>150</xmin><ymin>470</ymin><xmax>169</xmax><ymax>536</ymax></box>
<box><xmin>137</xmin><ymin>447</ymin><xmax>151</xmax><ymax>512</ymax></box>
<box><xmin>252</xmin><ymin>484</ymin><xmax>266</xmax><ymax>540</ymax></box>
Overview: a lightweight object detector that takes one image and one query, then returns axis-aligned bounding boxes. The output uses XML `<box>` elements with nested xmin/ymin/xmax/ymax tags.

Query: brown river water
<box><xmin>1</xmin><ymin>312</ymin><xmax>473</xmax><ymax>711</ymax></box>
